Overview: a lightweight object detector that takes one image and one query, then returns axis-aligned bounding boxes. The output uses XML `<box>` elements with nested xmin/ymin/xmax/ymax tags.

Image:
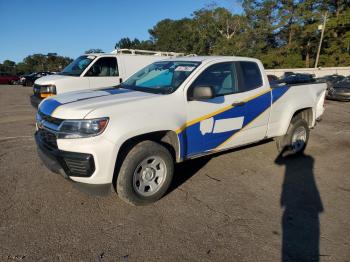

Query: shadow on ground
<box><xmin>169</xmin><ymin>156</ymin><xmax>211</xmax><ymax>193</ymax></box>
<box><xmin>168</xmin><ymin>139</ymin><xmax>272</xmax><ymax>194</ymax></box>
<box><xmin>167</xmin><ymin>140</ymin><xmax>324</xmax><ymax>262</ymax></box>
<box><xmin>275</xmin><ymin>152</ymin><xmax>323</xmax><ymax>262</ymax></box>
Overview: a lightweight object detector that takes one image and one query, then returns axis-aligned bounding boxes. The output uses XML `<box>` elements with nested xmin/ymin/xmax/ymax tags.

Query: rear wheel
<box><xmin>116</xmin><ymin>140</ymin><xmax>174</xmax><ymax>205</ymax></box>
<box><xmin>276</xmin><ymin>116</ymin><xmax>310</xmax><ymax>155</ymax></box>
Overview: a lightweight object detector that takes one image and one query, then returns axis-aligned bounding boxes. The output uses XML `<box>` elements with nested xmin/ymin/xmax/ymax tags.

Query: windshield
<box><xmin>60</xmin><ymin>55</ymin><xmax>95</xmax><ymax>76</ymax></box>
<box><xmin>121</xmin><ymin>61</ymin><xmax>201</xmax><ymax>94</ymax></box>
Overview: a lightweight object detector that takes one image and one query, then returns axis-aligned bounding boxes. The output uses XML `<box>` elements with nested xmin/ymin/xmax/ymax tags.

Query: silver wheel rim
<box><xmin>291</xmin><ymin>126</ymin><xmax>307</xmax><ymax>153</ymax></box>
<box><xmin>133</xmin><ymin>156</ymin><xmax>167</xmax><ymax>197</ymax></box>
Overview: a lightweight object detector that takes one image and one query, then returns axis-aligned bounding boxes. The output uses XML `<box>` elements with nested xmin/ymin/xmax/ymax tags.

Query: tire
<box><xmin>276</xmin><ymin>116</ymin><xmax>310</xmax><ymax>156</ymax></box>
<box><xmin>116</xmin><ymin>140</ymin><xmax>174</xmax><ymax>206</ymax></box>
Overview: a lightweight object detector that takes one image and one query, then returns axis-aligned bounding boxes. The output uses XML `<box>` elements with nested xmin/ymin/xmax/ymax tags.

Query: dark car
<box><xmin>282</xmin><ymin>71</ymin><xmax>295</xmax><ymax>78</ymax></box>
<box><xmin>267</xmin><ymin>74</ymin><xmax>280</xmax><ymax>86</ymax></box>
<box><xmin>281</xmin><ymin>73</ymin><xmax>316</xmax><ymax>85</ymax></box>
<box><xmin>317</xmin><ymin>74</ymin><xmax>345</xmax><ymax>90</ymax></box>
<box><xmin>0</xmin><ymin>72</ymin><xmax>20</xmax><ymax>85</ymax></box>
<box><xmin>21</xmin><ymin>71</ymin><xmax>54</xmax><ymax>86</ymax></box>
<box><xmin>327</xmin><ymin>76</ymin><xmax>350</xmax><ymax>101</ymax></box>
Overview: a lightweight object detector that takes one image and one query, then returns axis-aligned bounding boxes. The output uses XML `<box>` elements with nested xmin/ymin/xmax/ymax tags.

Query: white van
<box><xmin>30</xmin><ymin>49</ymin><xmax>184</xmax><ymax>107</ymax></box>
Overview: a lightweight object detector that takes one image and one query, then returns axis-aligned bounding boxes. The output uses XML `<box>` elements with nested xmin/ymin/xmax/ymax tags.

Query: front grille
<box><xmin>39</xmin><ymin>111</ymin><xmax>63</xmax><ymax>126</ymax></box>
<box><xmin>38</xmin><ymin>128</ymin><xmax>57</xmax><ymax>149</ymax></box>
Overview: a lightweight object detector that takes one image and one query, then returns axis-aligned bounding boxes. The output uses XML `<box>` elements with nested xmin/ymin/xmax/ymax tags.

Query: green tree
<box><xmin>85</xmin><ymin>49</ymin><xmax>104</xmax><ymax>54</ymax></box>
<box><xmin>16</xmin><ymin>54</ymin><xmax>72</xmax><ymax>74</ymax></box>
<box><xmin>115</xmin><ymin>37</ymin><xmax>155</xmax><ymax>50</ymax></box>
<box><xmin>0</xmin><ymin>60</ymin><xmax>17</xmax><ymax>75</ymax></box>
<box><xmin>149</xmin><ymin>18</ymin><xmax>195</xmax><ymax>53</ymax></box>
<box><xmin>114</xmin><ymin>1</ymin><xmax>350</xmax><ymax>69</ymax></box>
<box><xmin>319</xmin><ymin>5</ymin><xmax>350</xmax><ymax>66</ymax></box>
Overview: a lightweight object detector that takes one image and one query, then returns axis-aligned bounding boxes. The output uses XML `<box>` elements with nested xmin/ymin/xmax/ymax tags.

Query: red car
<box><xmin>0</xmin><ymin>72</ymin><xmax>19</xmax><ymax>84</ymax></box>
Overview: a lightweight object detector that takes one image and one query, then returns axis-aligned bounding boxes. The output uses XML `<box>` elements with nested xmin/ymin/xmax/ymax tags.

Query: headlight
<box><xmin>58</xmin><ymin>118</ymin><xmax>109</xmax><ymax>139</ymax></box>
<box><xmin>39</xmin><ymin>85</ymin><xmax>56</xmax><ymax>98</ymax></box>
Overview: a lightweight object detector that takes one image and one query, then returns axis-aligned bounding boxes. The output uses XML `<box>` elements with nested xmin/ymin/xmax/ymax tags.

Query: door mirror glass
<box><xmin>191</xmin><ymin>85</ymin><xmax>215</xmax><ymax>100</ymax></box>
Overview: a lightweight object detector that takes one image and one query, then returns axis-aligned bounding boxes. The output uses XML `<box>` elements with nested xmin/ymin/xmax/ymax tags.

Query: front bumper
<box><xmin>35</xmin><ymin>131</ymin><xmax>112</xmax><ymax>196</ymax></box>
<box><xmin>30</xmin><ymin>95</ymin><xmax>42</xmax><ymax>108</ymax></box>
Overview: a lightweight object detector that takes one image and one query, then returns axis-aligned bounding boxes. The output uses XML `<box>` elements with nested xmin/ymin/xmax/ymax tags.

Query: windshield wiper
<box><xmin>59</xmin><ymin>72</ymin><xmax>79</xmax><ymax>76</ymax></box>
<box><xmin>119</xmin><ymin>84</ymin><xmax>173</xmax><ymax>94</ymax></box>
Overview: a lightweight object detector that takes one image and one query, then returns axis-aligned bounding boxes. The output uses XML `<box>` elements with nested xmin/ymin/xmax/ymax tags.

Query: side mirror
<box><xmin>190</xmin><ymin>85</ymin><xmax>215</xmax><ymax>100</ymax></box>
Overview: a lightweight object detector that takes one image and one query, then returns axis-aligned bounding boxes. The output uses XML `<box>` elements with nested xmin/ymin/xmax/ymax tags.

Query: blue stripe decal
<box><xmin>39</xmin><ymin>99</ymin><xmax>62</xmax><ymax>116</ymax></box>
<box><xmin>178</xmin><ymin>87</ymin><xmax>290</xmax><ymax>159</ymax></box>
<box><xmin>272</xmin><ymin>85</ymin><xmax>289</xmax><ymax>103</ymax></box>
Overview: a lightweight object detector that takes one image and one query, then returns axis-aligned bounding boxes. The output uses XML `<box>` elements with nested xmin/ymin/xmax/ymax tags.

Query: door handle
<box><xmin>231</xmin><ymin>101</ymin><xmax>246</xmax><ymax>107</ymax></box>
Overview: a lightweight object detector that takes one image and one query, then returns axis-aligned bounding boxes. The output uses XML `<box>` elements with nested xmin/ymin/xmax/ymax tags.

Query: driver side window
<box><xmin>85</xmin><ymin>57</ymin><xmax>119</xmax><ymax>77</ymax></box>
<box><xmin>190</xmin><ymin>62</ymin><xmax>238</xmax><ymax>97</ymax></box>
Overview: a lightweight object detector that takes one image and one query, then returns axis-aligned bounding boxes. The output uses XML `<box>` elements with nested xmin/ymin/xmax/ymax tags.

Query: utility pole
<box><xmin>315</xmin><ymin>11</ymin><xmax>328</xmax><ymax>68</ymax></box>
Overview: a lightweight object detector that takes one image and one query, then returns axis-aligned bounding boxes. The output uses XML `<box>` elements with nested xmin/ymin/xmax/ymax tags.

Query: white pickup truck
<box><xmin>35</xmin><ymin>56</ymin><xmax>326</xmax><ymax>205</ymax></box>
<box><xmin>30</xmin><ymin>49</ymin><xmax>182</xmax><ymax>107</ymax></box>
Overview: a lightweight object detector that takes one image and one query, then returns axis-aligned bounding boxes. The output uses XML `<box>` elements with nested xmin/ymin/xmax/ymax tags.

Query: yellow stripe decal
<box><xmin>175</xmin><ymin>89</ymin><xmax>271</xmax><ymax>134</ymax></box>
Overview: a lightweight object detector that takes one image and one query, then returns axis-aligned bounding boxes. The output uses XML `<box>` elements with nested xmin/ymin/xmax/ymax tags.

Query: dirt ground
<box><xmin>0</xmin><ymin>85</ymin><xmax>349</xmax><ymax>262</ymax></box>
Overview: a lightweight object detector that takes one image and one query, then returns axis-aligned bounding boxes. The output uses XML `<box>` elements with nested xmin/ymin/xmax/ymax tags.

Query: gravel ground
<box><xmin>0</xmin><ymin>85</ymin><xmax>349</xmax><ymax>262</ymax></box>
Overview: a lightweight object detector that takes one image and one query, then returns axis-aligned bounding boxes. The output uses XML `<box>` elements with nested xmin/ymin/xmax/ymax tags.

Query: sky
<box><xmin>0</xmin><ymin>0</ymin><xmax>242</xmax><ymax>63</ymax></box>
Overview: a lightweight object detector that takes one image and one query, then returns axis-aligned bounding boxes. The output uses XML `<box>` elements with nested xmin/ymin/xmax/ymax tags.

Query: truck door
<box><xmin>182</xmin><ymin>61</ymin><xmax>271</xmax><ymax>158</ymax></box>
<box><xmin>231</xmin><ymin>61</ymin><xmax>271</xmax><ymax>146</ymax></box>
<box><xmin>84</xmin><ymin>57</ymin><xmax>121</xmax><ymax>89</ymax></box>
<box><xmin>183</xmin><ymin>62</ymin><xmax>246</xmax><ymax>157</ymax></box>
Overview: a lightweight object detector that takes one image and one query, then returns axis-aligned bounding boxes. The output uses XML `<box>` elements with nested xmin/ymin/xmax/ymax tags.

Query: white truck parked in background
<box><xmin>35</xmin><ymin>56</ymin><xmax>327</xmax><ymax>205</ymax></box>
<box><xmin>30</xmin><ymin>49</ymin><xmax>184</xmax><ymax>107</ymax></box>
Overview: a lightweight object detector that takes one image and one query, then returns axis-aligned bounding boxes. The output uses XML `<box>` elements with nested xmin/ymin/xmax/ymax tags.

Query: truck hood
<box><xmin>35</xmin><ymin>74</ymin><xmax>74</xmax><ymax>85</ymax></box>
<box><xmin>39</xmin><ymin>88</ymin><xmax>158</xmax><ymax>119</ymax></box>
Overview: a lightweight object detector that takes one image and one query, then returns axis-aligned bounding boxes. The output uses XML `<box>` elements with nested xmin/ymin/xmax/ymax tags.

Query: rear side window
<box><xmin>236</xmin><ymin>61</ymin><xmax>263</xmax><ymax>91</ymax></box>
<box><xmin>86</xmin><ymin>57</ymin><xmax>119</xmax><ymax>77</ymax></box>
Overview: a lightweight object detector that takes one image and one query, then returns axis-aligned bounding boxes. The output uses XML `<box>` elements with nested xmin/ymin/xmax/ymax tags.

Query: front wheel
<box><xmin>116</xmin><ymin>140</ymin><xmax>174</xmax><ymax>205</ymax></box>
<box><xmin>276</xmin><ymin>117</ymin><xmax>310</xmax><ymax>155</ymax></box>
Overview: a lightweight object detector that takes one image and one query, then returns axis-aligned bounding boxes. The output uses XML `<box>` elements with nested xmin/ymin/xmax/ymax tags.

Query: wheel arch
<box><xmin>291</xmin><ymin>107</ymin><xmax>314</xmax><ymax>127</ymax></box>
<box><xmin>112</xmin><ymin>130</ymin><xmax>181</xmax><ymax>184</ymax></box>
<box><xmin>278</xmin><ymin>107</ymin><xmax>314</xmax><ymax>136</ymax></box>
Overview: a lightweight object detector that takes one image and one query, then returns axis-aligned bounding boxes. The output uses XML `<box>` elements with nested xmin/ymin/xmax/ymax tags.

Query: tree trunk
<box><xmin>288</xmin><ymin>28</ymin><xmax>293</xmax><ymax>46</ymax></box>
<box><xmin>287</xmin><ymin>7</ymin><xmax>295</xmax><ymax>49</ymax></box>
<box><xmin>335</xmin><ymin>0</ymin><xmax>340</xmax><ymax>18</ymax></box>
<box><xmin>305</xmin><ymin>40</ymin><xmax>311</xmax><ymax>68</ymax></box>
